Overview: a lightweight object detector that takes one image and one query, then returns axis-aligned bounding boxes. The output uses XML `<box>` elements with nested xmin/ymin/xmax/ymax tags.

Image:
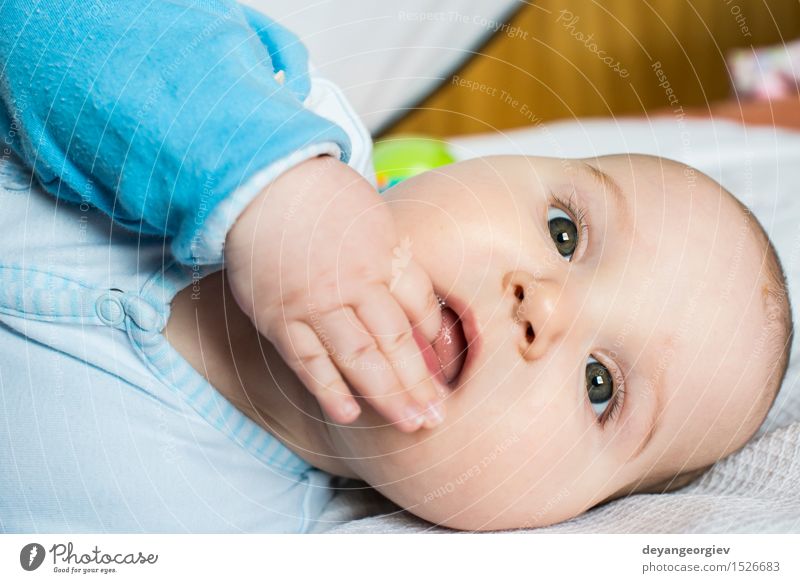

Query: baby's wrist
<box><xmin>225</xmin><ymin>155</ymin><xmax>345</xmax><ymax>255</ymax></box>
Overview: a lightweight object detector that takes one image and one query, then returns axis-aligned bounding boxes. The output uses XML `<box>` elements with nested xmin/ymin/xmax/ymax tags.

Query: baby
<box><xmin>165</xmin><ymin>151</ymin><xmax>793</xmax><ymax>530</ymax></box>
<box><xmin>0</xmin><ymin>0</ymin><xmax>791</xmax><ymax>532</ymax></box>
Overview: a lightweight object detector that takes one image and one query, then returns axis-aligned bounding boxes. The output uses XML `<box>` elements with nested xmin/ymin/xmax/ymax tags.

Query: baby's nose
<box><xmin>503</xmin><ymin>269</ymin><xmax>560</xmax><ymax>360</ymax></box>
<box><xmin>503</xmin><ymin>270</ymin><xmax>537</xmax><ymax>354</ymax></box>
<box><xmin>511</xmin><ymin>280</ymin><xmax>536</xmax><ymax>337</ymax></box>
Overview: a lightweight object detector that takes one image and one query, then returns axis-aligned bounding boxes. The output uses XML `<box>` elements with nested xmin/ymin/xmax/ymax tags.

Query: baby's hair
<box><xmin>635</xmin><ymin>194</ymin><xmax>794</xmax><ymax>496</ymax></box>
<box><xmin>726</xmin><ymin>195</ymin><xmax>794</xmax><ymax>421</ymax></box>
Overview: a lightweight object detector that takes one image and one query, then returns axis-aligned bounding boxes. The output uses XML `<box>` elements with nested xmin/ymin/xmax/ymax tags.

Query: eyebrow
<box><xmin>580</xmin><ymin>161</ymin><xmax>630</xmax><ymax>228</ymax></box>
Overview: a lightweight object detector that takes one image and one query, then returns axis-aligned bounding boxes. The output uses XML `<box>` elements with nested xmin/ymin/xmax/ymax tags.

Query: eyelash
<box><xmin>599</xmin><ymin>382</ymin><xmax>625</xmax><ymax>427</ymax></box>
<box><xmin>590</xmin><ymin>351</ymin><xmax>628</xmax><ymax>428</ymax></box>
<box><xmin>551</xmin><ymin>191</ymin><xmax>590</xmax><ymax>249</ymax></box>
<box><xmin>550</xmin><ymin>195</ymin><xmax>624</xmax><ymax>425</ymax></box>
<box><xmin>548</xmin><ymin>194</ymin><xmax>625</xmax><ymax>426</ymax></box>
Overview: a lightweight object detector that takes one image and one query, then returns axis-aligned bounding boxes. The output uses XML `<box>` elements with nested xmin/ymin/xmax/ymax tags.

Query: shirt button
<box><xmin>95</xmin><ymin>291</ymin><xmax>126</xmax><ymax>327</ymax></box>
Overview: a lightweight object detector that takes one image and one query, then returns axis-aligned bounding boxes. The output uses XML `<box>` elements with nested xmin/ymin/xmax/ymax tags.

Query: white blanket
<box><xmin>313</xmin><ymin>117</ymin><xmax>800</xmax><ymax>533</ymax></box>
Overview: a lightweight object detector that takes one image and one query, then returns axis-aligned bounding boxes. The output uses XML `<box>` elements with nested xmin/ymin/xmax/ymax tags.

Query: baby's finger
<box><xmin>273</xmin><ymin>320</ymin><xmax>362</xmax><ymax>425</ymax></box>
<box><xmin>355</xmin><ymin>290</ymin><xmax>446</xmax><ymax>420</ymax></box>
<box><xmin>317</xmin><ymin>307</ymin><xmax>431</xmax><ymax>432</ymax></box>
<box><xmin>389</xmin><ymin>258</ymin><xmax>443</xmax><ymax>345</ymax></box>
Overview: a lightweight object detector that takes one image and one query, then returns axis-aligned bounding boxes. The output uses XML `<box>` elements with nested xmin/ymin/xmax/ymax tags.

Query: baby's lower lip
<box><xmin>412</xmin><ymin>296</ymin><xmax>468</xmax><ymax>390</ymax></box>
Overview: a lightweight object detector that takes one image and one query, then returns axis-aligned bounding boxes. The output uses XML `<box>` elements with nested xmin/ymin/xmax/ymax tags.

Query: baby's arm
<box><xmin>0</xmin><ymin>0</ymin><xmax>446</xmax><ymax>431</ymax></box>
<box><xmin>0</xmin><ymin>0</ymin><xmax>349</xmax><ymax>265</ymax></box>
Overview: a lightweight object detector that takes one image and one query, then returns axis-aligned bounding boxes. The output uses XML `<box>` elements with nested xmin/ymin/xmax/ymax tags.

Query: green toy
<box><xmin>373</xmin><ymin>136</ymin><xmax>456</xmax><ymax>192</ymax></box>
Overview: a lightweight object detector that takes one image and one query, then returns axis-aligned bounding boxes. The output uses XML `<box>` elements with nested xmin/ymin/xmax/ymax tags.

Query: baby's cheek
<box><xmin>496</xmin><ymin>420</ymin><xmax>608</xmax><ymax>522</ymax></box>
<box><xmin>401</xmin><ymin>432</ymin><xmax>587</xmax><ymax>530</ymax></box>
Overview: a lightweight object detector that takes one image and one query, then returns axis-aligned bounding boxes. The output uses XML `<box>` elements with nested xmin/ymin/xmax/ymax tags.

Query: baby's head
<box><xmin>327</xmin><ymin>154</ymin><xmax>793</xmax><ymax>530</ymax></box>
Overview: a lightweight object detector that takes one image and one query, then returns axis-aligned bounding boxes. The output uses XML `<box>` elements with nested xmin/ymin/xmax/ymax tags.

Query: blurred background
<box><xmin>243</xmin><ymin>0</ymin><xmax>800</xmax><ymax>137</ymax></box>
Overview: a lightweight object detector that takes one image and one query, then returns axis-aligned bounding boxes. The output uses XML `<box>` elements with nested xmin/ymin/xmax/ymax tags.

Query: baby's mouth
<box><xmin>413</xmin><ymin>294</ymin><xmax>468</xmax><ymax>388</ymax></box>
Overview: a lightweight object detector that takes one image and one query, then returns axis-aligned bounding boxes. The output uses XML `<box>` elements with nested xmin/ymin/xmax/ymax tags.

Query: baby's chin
<box><xmin>393</xmin><ymin>476</ymin><xmax>597</xmax><ymax>532</ymax></box>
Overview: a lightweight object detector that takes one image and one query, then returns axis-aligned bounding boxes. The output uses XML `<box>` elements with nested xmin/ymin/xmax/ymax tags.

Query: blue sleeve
<box><xmin>0</xmin><ymin>0</ymin><xmax>351</xmax><ymax>265</ymax></box>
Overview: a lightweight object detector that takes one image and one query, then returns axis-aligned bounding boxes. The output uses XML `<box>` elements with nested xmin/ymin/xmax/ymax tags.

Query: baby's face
<box><xmin>327</xmin><ymin>154</ymin><xmax>773</xmax><ymax>530</ymax></box>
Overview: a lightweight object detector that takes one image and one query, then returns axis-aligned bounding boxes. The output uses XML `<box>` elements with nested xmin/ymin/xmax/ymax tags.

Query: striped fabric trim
<box><xmin>0</xmin><ymin>263</ymin><xmax>118</xmax><ymax>327</ymax></box>
<box><xmin>131</xmin><ymin>262</ymin><xmax>313</xmax><ymax>476</ymax></box>
<box><xmin>0</xmin><ymin>260</ymin><xmax>313</xmax><ymax>477</ymax></box>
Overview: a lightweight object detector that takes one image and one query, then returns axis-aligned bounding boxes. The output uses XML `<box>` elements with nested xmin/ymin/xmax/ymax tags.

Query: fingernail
<box><xmin>403</xmin><ymin>405</ymin><xmax>425</xmax><ymax>431</ymax></box>
<box><xmin>341</xmin><ymin>401</ymin><xmax>361</xmax><ymax>421</ymax></box>
<box><xmin>423</xmin><ymin>401</ymin><xmax>445</xmax><ymax>428</ymax></box>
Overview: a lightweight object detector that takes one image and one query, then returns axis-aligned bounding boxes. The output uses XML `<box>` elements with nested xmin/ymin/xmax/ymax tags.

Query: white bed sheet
<box><xmin>312</xmin><ymin>116</ymin><xmax>800</xmax><ymax>533</ymax></box>
<box><xmin>240</xmin><ymin>0</ymin><xmax>521</xmax><ymax>134</ymax></box>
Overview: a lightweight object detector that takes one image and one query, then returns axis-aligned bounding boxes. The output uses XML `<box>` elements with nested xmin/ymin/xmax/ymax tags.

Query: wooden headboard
<box><xmin>383</xmin><ymin>0</ymin><xmax>800</xmax><ymax>137</ymax></box>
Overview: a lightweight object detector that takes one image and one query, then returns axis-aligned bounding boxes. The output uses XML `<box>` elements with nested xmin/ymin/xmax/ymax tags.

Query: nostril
<box><xmin>525</xmin><ymin>322</ymin><xmax>535</xmax><ymax>343</ymax></box>
<box><xmin>514</xmin><ymin>285</ymin><xmax>524</xmax><ymax>300</ymax></box>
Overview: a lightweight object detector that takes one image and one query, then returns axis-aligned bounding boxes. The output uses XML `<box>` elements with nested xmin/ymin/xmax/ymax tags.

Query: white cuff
<box><xmin>177</xmin><ymin>141</ymin><xmax>342</xmax><ymax>266</ymax></box>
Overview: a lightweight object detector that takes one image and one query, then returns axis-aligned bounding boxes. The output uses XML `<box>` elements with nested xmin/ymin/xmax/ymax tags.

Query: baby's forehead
<box><xmin>603</xmin><ymin>159</ymin><xmax>768</xmax><ymax>357</ymax></box>
<box><xmin>611</xmin><ymin>157</ymin><xmax>755</xmax><ymax>251</ymax></box>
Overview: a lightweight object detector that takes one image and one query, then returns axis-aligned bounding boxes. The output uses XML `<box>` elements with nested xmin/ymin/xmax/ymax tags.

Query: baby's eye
<box><xmin>548</xmin><ymin>207</ymin><xmax>578</xmax><ymax>260</ymax></box>
<box><xmin>586</xmin><ymin>356</ymin><xmax>614</xmax><ymax>417</ymax></box>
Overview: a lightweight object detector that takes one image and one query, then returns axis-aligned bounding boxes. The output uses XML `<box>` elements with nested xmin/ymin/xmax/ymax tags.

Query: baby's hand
<box><xmin>225</xmin><ymin>156</ymin><xmax>445</xmax><ymax>432</ymax></box>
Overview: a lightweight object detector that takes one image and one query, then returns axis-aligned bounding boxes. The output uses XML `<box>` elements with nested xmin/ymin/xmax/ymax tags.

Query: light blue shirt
<box><xmin>0</xmin><ymin>26</ymin><xmax>374</xmax><ymax>531</ymax></box>
<box><xmin>0</xmin><ymin>148</ymin><xmax>338</xmax><ymax>532</ymax></box>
